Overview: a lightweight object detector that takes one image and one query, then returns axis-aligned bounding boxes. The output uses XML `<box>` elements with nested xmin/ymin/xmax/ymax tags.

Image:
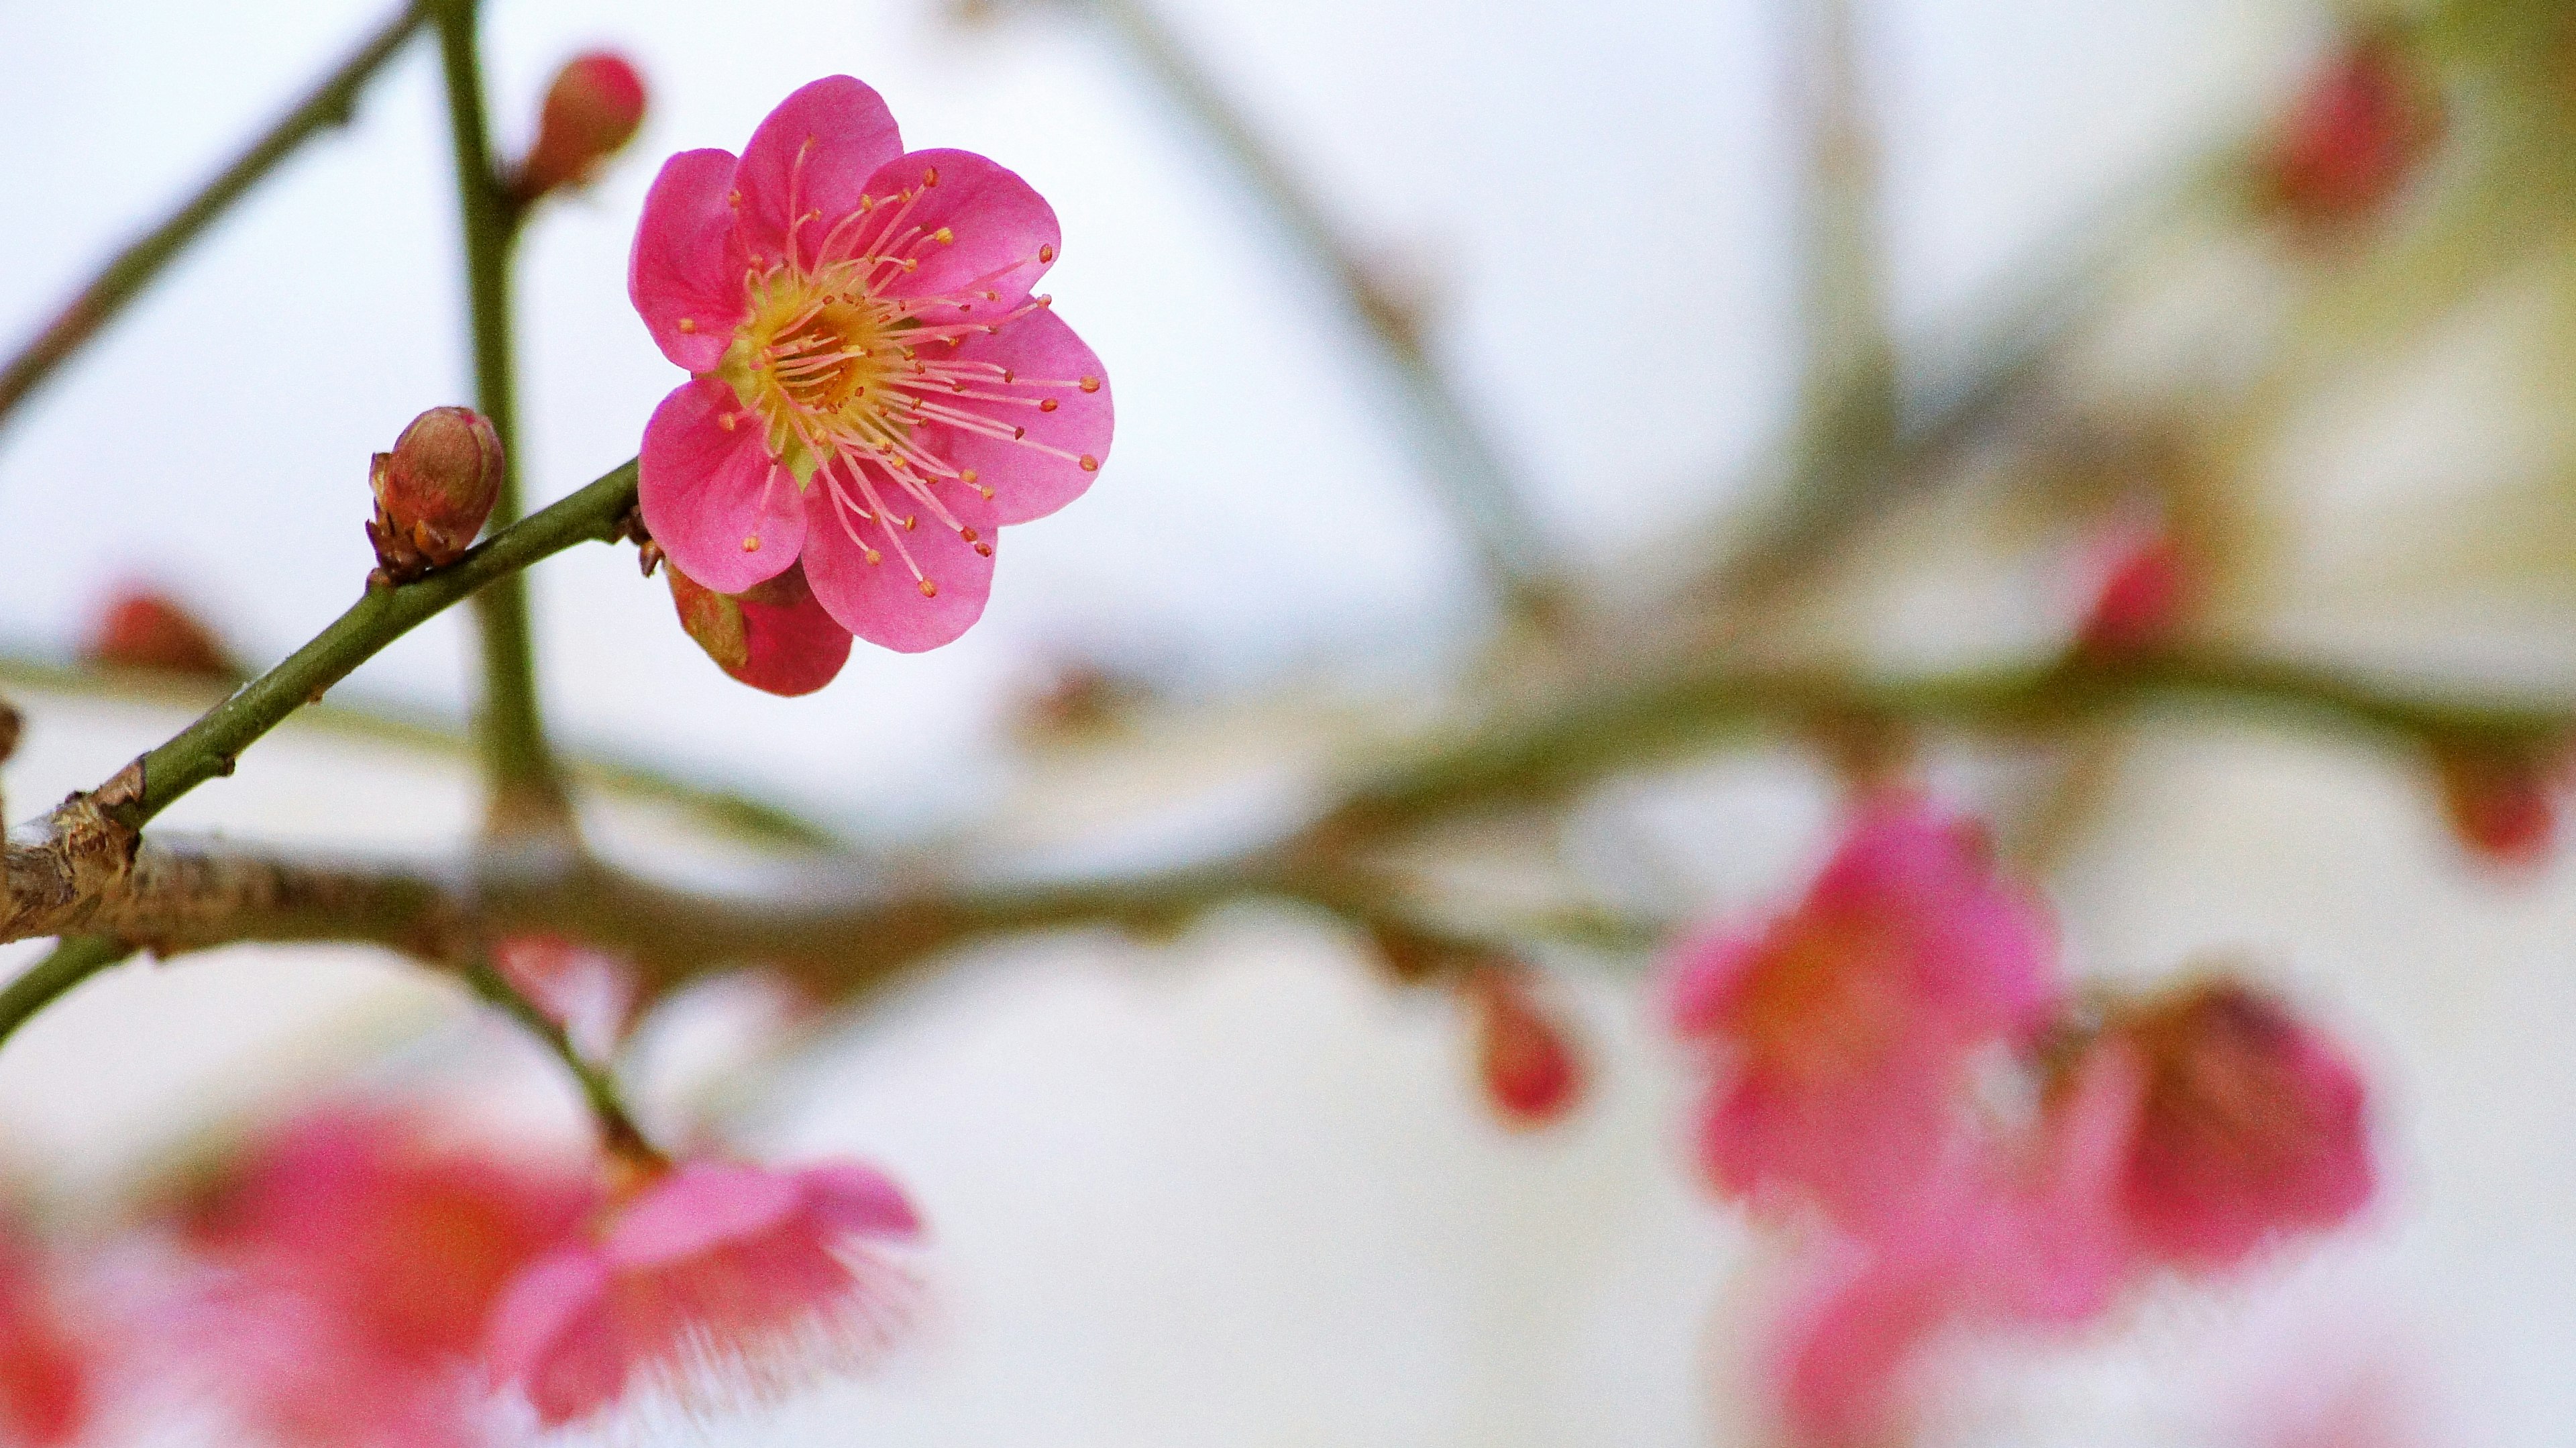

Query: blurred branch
<box><xmin>0</xmin><ymin>937</ymin><xmax>139</xmax><ymax>1053</ymax></box>
<box><xmin>463</xmin><ymin>951</ymin><xmax>661</xmax><ymax>1164</ymax></box>
<box><xmin>8</xmin><ymin>645</ymin><xmax>2560</xmax><ymax>1006</ymax></box>
<box><xmin>0</xmin><ymin>3</ymin><xmax>429</xmax><ymax>432</ymax></box>
<box><xmin>433</xmin><ymin>0</ymin><xmax>572</xmax><ymax>837</ymax></box>
<box><xmin>0</xmin><ymin>653</ymin><xmax>843</xmax><ymax>850</ymax></box>
<box><xmin>1077</xmin><ymin>0</ymin><xmax>1564</xmax><ymax>622</ymax></box>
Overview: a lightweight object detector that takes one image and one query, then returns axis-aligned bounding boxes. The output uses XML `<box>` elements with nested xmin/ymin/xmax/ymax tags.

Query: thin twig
<box><xmin>0</xmin><ymin>937</ymin><xmax>139</xmax><ymax>1053</ymax></box>
<box><xmin>0</xmin><ymin>3</ymin><xmax>429</xmax><ymax>431</ymax></box>
<box><xmin>1083</xmin><ymin>0</ymin><xmax>1563</xmax><ymax>621</ymax></box>
<box><xmin>432</xmin><ymin>0</ymin><xmax>571</xmax><ymax>835</ymax></box>
<box><xmin>464</xmin><ymin>953</ymin><xmax>662</xmax><ymax>1165</ymax></box>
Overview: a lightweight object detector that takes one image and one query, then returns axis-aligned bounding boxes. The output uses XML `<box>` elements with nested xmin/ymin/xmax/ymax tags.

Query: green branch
<box><xmin>0</xmin><ymin>3</ymin><xmax>427</xmax><ymax>431</ymax></box>
<box><xmin>433</xmin><ymin>0</ymin><xmax>568</xmax><ymax>834</ymax></box>
<box><xmin>113</xmin><ymin>460</ymin><xmax>637</xmax><ymax>833</ymax></box>
<box><xmin>0</xmin><ymin>937</ymin><xmax>138</xmax><ymax>1053</ymax></box>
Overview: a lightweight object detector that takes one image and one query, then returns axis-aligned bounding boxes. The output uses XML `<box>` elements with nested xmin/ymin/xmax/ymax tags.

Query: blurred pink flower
<box><xmin>2080</xmin><ymin>980</ymin><xmax>2374</xmax><ymax>1270</ymax></box>
<box><xmin>2077</xmin><ymin>529</ymin><xmax>2190</xmax><ymax>658</ymax></box>
<box><xmin>486</xmin><ymin>1159</ymin><xmax>920</xmax><ymax>1429</ymax></box>
<box><xmin>2430</xmin><ymin>741</ymin><xmax>2565</xmax><ymax>870</ymax></box>
<box><xmin>178</xmin><ymin>1106</ymin><xmax>596</xmax><ymax>1448</ymax></box>
<box><xmin>2268</xmin><ymin>33</ymin><xmax>2437</xmax><ymax>225</ymax></box>
<box><xmin>1770</xmin><ymin>1039</ymin><xmax>2139</xmax><ymax>1445</ymax></box>
<box><xmin>632</xmin><ymin>75</ymin><xmax>1111</xmax><ymax>656</ymax></box>
<box><xmin>1666</xmin><ymin>803</ymin><xmax>2059</xmax><ymax>1225</ymax></box>
<box><xmin>0</xmin><ymin>1231</ymin><xmax>98</xmax><ymax>1447</ymax></box>
<box><xmin>494</xmin><ymin>934</ymin><xmax>642</xmax><ymax>1062</ymax></box>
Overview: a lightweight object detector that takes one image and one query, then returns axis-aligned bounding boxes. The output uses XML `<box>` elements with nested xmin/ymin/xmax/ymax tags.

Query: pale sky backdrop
<box><xmin>7</xmin><ymin>0</ymin><xmax>2572</xmax><ymax>1445</ymax></box>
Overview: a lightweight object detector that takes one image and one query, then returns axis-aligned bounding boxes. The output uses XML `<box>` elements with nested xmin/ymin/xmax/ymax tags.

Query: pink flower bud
<box><xmin>85</xmin><ymin>586</ymin><xmax>239</xmax><ymax>678</ymax></box>
<box><xmin>1464</xmin><ymin>966</ymin><xmax>1586</xmax><ymax>1129</ymax></box>
<box><xmin>367</xmin><ymin>406</ymin><xmax>502</xmax><ymax>582</ymax></box>
<box><xmin>2077</xmin><ymin>532</ymin><xmax>2191</xmax><ymax>659</ymax></box>
<box><xmin>515</xmin><ymin>52</ymin><xmax>647</xmax><ymax>201</ymax></box>
<box><xmin>2267</xmin><ymin>35</ymin><xmax>2437</xmax><ymax>226</ymax></box>
<box><xmin>2430</xmin><ymin>740</ymin><xmax>2564</xmax><ymax>868</ymax></box>
<box><xmin>666</xmin><ymin>560</ymin><xmax>853</xmax><ymax>696</ymax></box>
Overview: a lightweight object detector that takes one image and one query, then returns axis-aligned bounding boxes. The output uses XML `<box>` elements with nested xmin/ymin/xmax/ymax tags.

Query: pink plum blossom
<box><xmin>1770</xmin><ymin>1040</ymin><xmax>2139</xmax><ymax>1445</ymax></box>
<box><xmin>2078</xmin><ymin>979</ymin><xmax>2375</xmax><ymax>1270</ymax></box>
<box><xmin>1666</xmin><ymin>803</ymin><xmax>2059</xmax><ymax>1226</ymax></box>
<box><xmin>0</xmin><ymin>1229</ymin><xmax>98</xmax><ymax>1447</ymax></box>
<box><xmin>174</xmin><ymin>1106</ymin><xmax>596</xmax><ymax>1448</ymax></box>
<box><xmin>484</xmin><ymin>1159</ymin><xmax>920</xmax><ymax>1429</ymax></box>
<box><xmin>631</xmin><ymin>75</ymin><xmax>1111</xmax><ymax>656</ymax></box>
<box><xmin>1462</xmin><ymin>965</ymin><xmax>1586</xmax><ymax>1129</ymax></box>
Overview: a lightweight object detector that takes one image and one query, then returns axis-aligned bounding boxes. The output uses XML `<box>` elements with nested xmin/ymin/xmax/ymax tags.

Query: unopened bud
<box><xmin>515</xmin><ymin>52</ymin><xmax>648</xmax><ymax>202</ymax></box>
<box><xmin>1464</xmin><ymin>965</ymin><xmax>1586</xmax><ymax>1129</ymax></box>
<box><xmin>666</xmin><ymin>561</ymin><xmax>852</xmax><ymax>696</ymax></box>
<box><xmin>86</xmin><ymin>588</ymin><xmax>240</xmax><ymax>678</ymax></box>
<box><xmin>2266</xmin><ymin>34</ymin><xmax>2438</xmax><ymax>227</ymax></box>
<box><xmin>2077</xmin><ymin>531</ymin><xmax>2192</xmax><ymax>659</ymax></box>
<box><xmin>367</xmin><ymin>406</ymin><xmax>502</xmax><ymax>584</ymax></box>
<box><xmin>2430</xmin><ymin>738</ymin><xmax>2564</xmax><ymax>868</ymax></box>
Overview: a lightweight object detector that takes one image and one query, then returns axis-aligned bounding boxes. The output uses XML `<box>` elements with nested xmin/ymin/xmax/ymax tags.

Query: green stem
<box><xmin>0</xmin><ymin>937</ymin><xmax>138</xmax><ymax>1053</ymax></box>
<box><xmin>433</xmin><ymin>0</ymin><xmax>568</xmax><ymax>834</ymax></box>
<box><xmin>1087</xmin><ymin>0</ymin><xmax>1561</xmax><ymax>621</ymax></box>
<box><xmin>464</xmin><ymin>954</ymin><xmax>662</xmax><ymax>1165</ymax></box>
<box><xmin>113</xmin><ymin>460</ymin><xmax>638</xmax><ymax>833</ymax></box>
<box><xmin>0</xmin><ymin>3</ymin><xmax>428</xmax><ymax>432</ymax></box>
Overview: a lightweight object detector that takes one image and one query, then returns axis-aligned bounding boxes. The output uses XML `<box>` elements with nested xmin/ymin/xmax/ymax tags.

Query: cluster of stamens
<box><xmin>686</xmin><ymin>142</ymin><xmax>1101</xmax><ymax>600</ymax></box>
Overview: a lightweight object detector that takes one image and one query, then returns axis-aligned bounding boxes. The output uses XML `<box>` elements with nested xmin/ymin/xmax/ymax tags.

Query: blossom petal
<box><xmin>607</xmin><ymin>1165</ymin><xmax>801</xmax><ymax>1268</ymax></box>
<box><xmin>629</xmin><ymin>148</ymin><xmax>747</xmax><ymax>372</ymax></box>
<box><xmin>796</xmin><ymin>1163</ymin><xmax>921</xmax><ymax>1239</ymax></box>
<box><xmin>639</xmin><ymin>379</ymin><xmax>805</xmax><ymax>594</ymax></box>
<box><xmin>799</xmin><ymin>462</ymin><xmax>998</xmax><ymax>653</ymax></box>
<box><xmin>932</xmin><ymin>308</ymin><xmax>1110</xmax><ymax>525</ymax></box>
<box><xmin>864</xmin><ymin>148</ymin><xmax>1059</xmax><ymax>309</ymax></box>
<box><xmin>735</xmin><ymin>76</ymin><xmax>904</xmax><ymax>268</ymax></box>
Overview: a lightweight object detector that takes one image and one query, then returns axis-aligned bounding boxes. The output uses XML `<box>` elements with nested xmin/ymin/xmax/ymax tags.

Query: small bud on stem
<box><xmin>86</xmin><ymin>588</ymin><xmax>241</xmax><ymax>679</ymax></box>
<box><xmin>511</xmin><ymin>52</ymin><xmax>648</xmax><ymax>203</ymax></box>
<box><xmin>366</xmin><ymin>406</ymin><xmax>503</xmax><ymax>586</ymax></box>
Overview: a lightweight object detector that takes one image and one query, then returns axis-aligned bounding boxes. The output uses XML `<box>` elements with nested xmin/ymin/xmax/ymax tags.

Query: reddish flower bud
<box><xmin>85</xmin><ymin>586</ymin><xmax>239</xmax><ymax>678</ymax></box>
<box><xmin>2086</xmin><ymin>979</ymin><xmax>2374</xmax><ymax>1270</ymax></box>
<box><xmin>1464</xmin><ymin>966</ymin><xmax>1586</xmax><ymax>1129</ymax></box>
<box><xmin>2430</xmin><ymin>740</ymin><xmax>2563</xmax><ymax>867</ymax></box>
<box><xmin>667</xmin><ymin>560</ymin><xmax>853</xmax><ymax>696</ymax></box>
<box><xmin>515</xmin><ymin>52</ymin><xmax>647</xmax><ymax>201</ymax></box>
<box><xmin>2267</xmin><ymin>36</ymin><xmax>2438</xmax><ymax>226</ymax></box>
<box><xmin>2076</xmin><ymin>533</ymin><xmax>2190</xmax><ymax>659</ymax></box>
<box><xmin>366</xmin><ymin>406</ymin><xmax>502</xmax><ymax>583</ymax></box>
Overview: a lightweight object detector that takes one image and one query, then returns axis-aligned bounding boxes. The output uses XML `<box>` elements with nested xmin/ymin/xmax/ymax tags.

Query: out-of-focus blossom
<box><xmin>2266</xmin><ymin>34</ymin><xmax>2438</xmax><ymax>225</ymax></box>
<box><xmin>0</xmin><ymin>1230</ymin><xmax>98</xmax><ymax>1447</ymax></box>
<box><xmin>631</xmin><ymin>75</ymin><xmax>1112</xmax><ymax>655</ymax></box>
<box><xmin>665</xmin><ymin>560</ymin><xmax>853</xmax><ymax>696</ymax></box>
<box><xmin>486</xmin><ymin>1159</ymin><xmax>920</xmax><ymax>1429</ymax></box>
<box><xmin>1770</xmin><ymin>1041</ymin><xmax>2137</xmax><ymax>1444</ymax></box>
<box><xmin>1462</xmin><ymin>966</ymin><xmax>1586</xmax><ymax>1129</ymax></box>
<box><xmin>177</xmin><ymin>1106</ymin><xmax>595</xmax><ymax>1448</ymax></box>
<box><xmin>2072</xmin><ymin>979</ymin><xmax>2373</xmax><ymax>1270</ymax></box>
<box><xmin>367</xmin><ymin>406</ymin><xmax>504</xmax><ymax>583</ymax></box>
<box><xmin>2429</xmin><ymin>739</ymin><xmax>2565</xmax><ymax>868</ymax></box>
<box><xmin>494</xmin><ymin>935</ymin><xmax>643</xmax><ymax>1063</ymax></box>
<box><xmin>2076</xmin><ymin>529</ymin><xmax>2191</xmax><ymax>658</ymax></box>
<box><xmin>515</xmin><ymin>52</ymin><xmax>648</xmax><ymax>202</ymax></box>
<box><xmin>85</xmin><ymin>587</ymin><xmax>239</xmax><ymax>679</ymax></box>
<box><xmin>1666</xmin><ymin>803</ymin><xmax>2059</xmax><ymax>1225</ymax></box>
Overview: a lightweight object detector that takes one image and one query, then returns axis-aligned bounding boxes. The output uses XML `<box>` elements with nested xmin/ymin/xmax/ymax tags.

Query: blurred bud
<box><xmin>1464</xmin><ymin>965</ymin><xmax>1587</xmax><ymax>1129</ymax></box>
<box><xmin>514</xmin><ymin>52</ymin><xmax>647</xmax><ymax>202</ymax></box>
<box><xmin>0</xmin><ymin>695</ymin><xmax>19</xmax><ymax>767</ymax></box>
<box><xmin>2430</xmin><ymin>738</ymin><xmax>2565</xmax><ymax>868</ymax></box>
<box><xmin>1008</xmin><ymin>658</ymin><xmax>1156</xmax><ymax>744</ymax></box>
<box><xmin>367</xmin><ymin>406</ymin><xmax>502</xmax><ymax>584</ymax></box>
<box><xmin>2266</xmin><ymin>34</ymin><xmax>2438</xmax><ymax>226</ymax></box>
<box><xmin>2083</xmin><ymin>977</ymin><xmax>2373</xmax><ymax>1270</ymax></box>
<box><xmin>2076</xmin><ymin>530</ymin><xmax>2190</xmax><ymax>659</ymax></box>
<box><xmin>494</xmin><ymin>935</ymin><xmax>640</xmax><ymax>1064</ymax></box>
<box><xmin>85</xmin><ymin>587</ymin><xmax>239</xmax><ymax>678</ymax></box>
<box><xmin>667</xmin><ymin>560</ymin><xmax>852</xmax><ymax>696</ymax></box>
